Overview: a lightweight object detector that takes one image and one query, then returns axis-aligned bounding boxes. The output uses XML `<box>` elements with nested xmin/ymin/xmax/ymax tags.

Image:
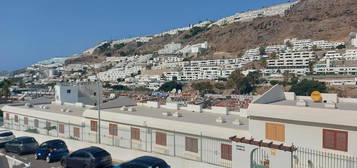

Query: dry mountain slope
<box><xmin>66</xmin><ymin>0</ymin><xmax>357</xmax><ymax>64</ymax></box>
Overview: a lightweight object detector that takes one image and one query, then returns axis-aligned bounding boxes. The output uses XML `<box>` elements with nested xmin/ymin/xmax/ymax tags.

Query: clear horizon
<box><xmin>0</xmin><ymin>0</ymin><xmax>291</xmax><ymax>71</ymax></box>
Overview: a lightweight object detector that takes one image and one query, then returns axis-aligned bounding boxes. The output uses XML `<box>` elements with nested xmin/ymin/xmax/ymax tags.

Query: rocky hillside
<box><xmin>66</xmin><ymin>0</ymin><xmax>357</xmax><ymax>64</ymax></box>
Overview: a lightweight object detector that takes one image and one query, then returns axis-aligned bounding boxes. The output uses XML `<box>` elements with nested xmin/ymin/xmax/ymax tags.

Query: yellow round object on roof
<box><xmin>311</xmin><ymin>91</ymin><xmax>322</xmax><ymax>102</ymax></box>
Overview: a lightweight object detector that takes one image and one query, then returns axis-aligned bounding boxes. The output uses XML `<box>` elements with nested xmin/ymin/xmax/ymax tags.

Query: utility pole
<box><xmin>96</xmin><ymin>79</ymin><xmax>102</xmax><ymax>144</ymax></box>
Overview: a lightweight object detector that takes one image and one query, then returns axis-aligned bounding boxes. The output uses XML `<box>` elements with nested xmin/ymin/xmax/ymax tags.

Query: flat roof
<box><xmin>8</xmin><ymin>102</ymin><xmax>87</xmax><ymax>117</ymax></box>
<box><xmin>102</xmin><ymin>105</ymin><xmax>249</xmax><ymax>130</ymax></box>
<box><xmin>270</xmin><ymin>100</ymin><xmax>357</xmax><ymax>111</ymax></box>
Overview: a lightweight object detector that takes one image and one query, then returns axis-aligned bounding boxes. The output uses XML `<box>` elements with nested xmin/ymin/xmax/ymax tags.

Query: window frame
<box><xmin>185</xmin><ymin>136</ymin><xmax>198</xmax><ymax>153</ymax></box>
<box><xmin>109</xmin><ymin>123</ymin><xmax>118</xmax><ymax>136</ymax></box>
<box><xmin>131</xmin><ymin>127</ymin><xmax>140</xmax><ymax>141</ymax></box>
<box><xmin>323</xmin><ymin>129</ymin><xmax>348</xmax><ymax>152</ymax></box>
<box><xmin>155</xmin><ymin>132</ymin><xmax>167</xmax><ymax>146</ymax></box>
<box><xmin>90</xmin><ymin>120</ymin><xmax>97</xmax><ymax>132</ymax></box>
<box><xmin>24</xmin><ymin>117</ymin><xmax>28</xmax><ymax>125</ymax></box>
<box><xmin>221</xmin><ymin>144</ymin><xmax>232</xmax><ymax>161</ymax></box>
<box><xmin>265</xmin><ymin>122</ymin><xmax>285</xmax><ymax>142</ymax></box>
<box><xmin>14</xmin><ymin>115</ymin><xmax>18</xmax><ymax>123</ymax></box>
<box><xmin>59</xmin><ymin>124</ymin><xmax>65</xmax><ymax>134</ymax></box>
<box><xmin>73</xmin><ymin>127</ymin><xmax>80</xmax><ymax>138</ymax></box>
<box><xmin>34</xmin><ymin>119</ymin><xmax>39</xmax><ymax>128</ymax></box>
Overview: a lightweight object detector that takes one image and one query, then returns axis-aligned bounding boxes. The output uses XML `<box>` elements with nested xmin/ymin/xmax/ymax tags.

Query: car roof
<box><xmin>132</xmin><ymin>156</ymin><xmax>166</xmax><ymax>165</ymax></box>
<box><xmin>15</xmin><ymin>136</ymin><xmax>34</xmax><ymax>141</ymax></box>
<box><xmin>78</xmin><ymin>146</ymin><xmax>107</xmax><ymax>154</ymax></box>
<box><xmin>0</xmin><ymin>130</ymin><xmax>12</xmax><ymax>133</ymax></box>
<box><xmin>43</xmin><ymin>139</ymin><xmax>65</xmax><ymax>144</ymax></box>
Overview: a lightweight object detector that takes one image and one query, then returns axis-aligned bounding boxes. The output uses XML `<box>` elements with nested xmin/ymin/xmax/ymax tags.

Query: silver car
<box><xmin>0</xmin><ymin>130</ymin><xmax>15</xmax><ymax>147</ymax></box>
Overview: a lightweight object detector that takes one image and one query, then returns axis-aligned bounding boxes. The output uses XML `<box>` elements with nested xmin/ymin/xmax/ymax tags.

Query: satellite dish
<box><xmin>311</xmin><ymin>91</ymin><xmax>322</xmax><ymax>102</ymax></box>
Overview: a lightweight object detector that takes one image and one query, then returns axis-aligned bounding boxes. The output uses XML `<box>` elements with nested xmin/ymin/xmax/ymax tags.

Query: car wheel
<box><xmin>60</xmin><ymin>160</ymin><xmax>65</xmax><ymax>166</ymax></box>
<box><xmin>34</xmin><ymin>154</ymin><xmax>39</xmax><ymax>160</ymax></box>
<box><xmin>46</xmin><ymin>156</ymin><xmax>52</xmax><ymax>163</ymax></box>
<box><xmin>83</xmin><ymin>165</ymin><xmax>90</xmax><ymax>168</ymax></box>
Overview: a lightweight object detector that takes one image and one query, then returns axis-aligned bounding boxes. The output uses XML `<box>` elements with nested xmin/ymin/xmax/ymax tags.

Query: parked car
<box><xmin>0</xmin><ymin>130</ymin><xmax>15</xmax><ymax>147</ymax></box>
<box><xmin>4</xmin><ymin>136</ymin><xmax>39</xmax><ymax>155</ymax></box>
<box><xmin>114</xmin><ymin>156</ymin><xmax>171</xmax><ymax>168</ymax></box>
<box><xmin>35</xmin><ymin>139</ymin><xmax>69</xmax><ymax>163</ymax></box>
<box><xmin>61</xmin><ymin>146</ymin><xmax>112</xmax><ymax>168</ymax></box>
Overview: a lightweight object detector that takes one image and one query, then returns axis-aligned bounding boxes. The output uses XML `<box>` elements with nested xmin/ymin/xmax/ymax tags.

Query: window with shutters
<box><xmin>265</xmin><ymin>123</ymin><xmax>285</xmax><ymax>142</ymax></box>
<box><xmin>5</xmin><ymin>113</ymin><xmax>9</xmax><ymax>120</ymax></box>
<box><xmin>90</xmin><ymin>120</ymin><xmax>97</xmax><ymax>132</ymax></box>
<box><xmin>221</xmin><ymin>144</ymin><xmax>232</xmax><ymax>161</ymax></box>
<box><xmin>34</xmin><ymin>119</ymin><xmax>39</xmax><ymax>128</ymax></box>
<box><xmin>14</xmin><ymin>115</ymin><xmax>18</xmax><ymax>123</ymax></box>
<box><xmin>156</xmin><ymin>132</ymin><xmax>167</xmax><ymax>146</ymax></box>
<box><xmin>323</xmin><ymin>129</ymin><xmax>348</xmax><ymax>152</ymax></box>
<box><xmin>59</xmin><ymin>124</ymin><xmax>65</xmax><ymax>134</ymax></box>
<box><xmin>46</xmin><ymin>121</ymin><xmax>51</xmax><ymax>128</ymax></box>
<box><xmin>185</xmin><ymin>137</ymin><xmax>198</xmax><ymax>153</ymax></box>
<box><xmin>131</xmin><ymin>127</ymin><xmax>140</xmax><ymax>140</ymax></box>
<box><xmin>109</xmin><ymin>123</ymin><xmax>118</xmax><ymax>136</ymax></box>
<box><xmin>24</xmin><ymin>117</ymin><xmax>28</xmax><ymax>125</ymax></box>
<box><xmin>73</xmin><ymin>127</ymin><xmax>80</xmax><ymax>138</ymax></box>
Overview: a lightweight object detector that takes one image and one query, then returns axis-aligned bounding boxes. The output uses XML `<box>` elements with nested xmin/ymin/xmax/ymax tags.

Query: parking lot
<box><xmin>0</xmin><ymin>148</ymin><xmax>121</xmax><ymax>168</ymax></box>
<box><xmin>0</xmin><ymin>148</ymin><xmax>62</xmax><ymax>168</ymax></box>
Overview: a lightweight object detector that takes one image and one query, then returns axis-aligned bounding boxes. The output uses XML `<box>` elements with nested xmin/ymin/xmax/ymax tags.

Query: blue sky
<box><xmin>0</xmin><ymin>0</ymin><xmax>291</xmax><ymax>71</ymax></box>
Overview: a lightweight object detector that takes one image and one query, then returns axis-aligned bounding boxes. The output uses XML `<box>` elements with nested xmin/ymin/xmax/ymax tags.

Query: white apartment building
<box><xmin>343</xmin><ymin>49</ymin><xmax>357</xmax><ymax>60</ymax></box>
<box><xmin>152</xmin><ymin>62</ymin><xmax>188</xmax><ymax>70</ymax></box>
<box><xmin>163</xmin><ymin>71</ymin><xmax>182</xmax><ymax>81</ymax></box>
<box><xmin>152</xmin><ymin>57</ymin><xmax>184</xmax><ymax>63</ymax></box>
<box><xmin>178</xmin><ymin>42</ymin><xmax>208</xmax><ymax>55</ymax></box>
<box><xmin>265</xmin><ymin>45</ymin><xmax>286</xmax><ymax>54</ymax></box>
<box><xmin>324</xmin><ymin>50</ymin><xmax>343</xmax><ymax>60</ymax></box>
<box><xmin>265</xmin><ymin>51</ymin><xmax>316</xmax><ymax>75</ymax></box>
<box><xmin>158</xmin><ymin>43</ymin><xmax>182</xmax><ymax>55</ymax></box>
<box><xmin>98</xmin><ymin>66</ymin><xmax>145</xmax><ymax>82</ymax></box>
<box><xmin>313</xmin><ymin>59</ymin><xmax>357</xmax><ymax>75</ymax></box>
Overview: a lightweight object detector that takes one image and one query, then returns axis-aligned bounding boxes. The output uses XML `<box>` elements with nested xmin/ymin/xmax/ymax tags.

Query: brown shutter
<box><xmin>221</xmin><ymin>144</ymin><xmax>232</xmax><ymax>160</ymax></box>
<box><xmin>14</xmin><ymin>115</ymin><xmax>18</xmax><ymax>123</ymax></box>
<box><xmin>59</xmin><ymin>124</ymin><xmax>64</xmax><ymax>134</ymax></box>
<box><xmin>156</xmin><ymin>132</ymin><xmax>167</xmax><ymax>146</ymax></box>
<box><xmin>24</xmin><ymin>117</ymin><xmax>28</xmax><ymax>125</ymax></box>
<box><xmin>336</xmin><ymin>131</ymin><xmax>348</xmax><ymax>151</ymax></box>
<box><xmin>109</xmin><ymin>123</ymin><xmax>118</xmax><ymax>136</ymax></box>
<box><xmin>185</xmin><ymin>137</ymin><xmax>198</xmax><ymax>153</ymax></box>
<box><xmin>131</xmin><ymin>127</ymin><xmax>140</xmax><ymax>140</ymax></box>
<box><xmin>73</xmin><ymin>127</ymin><xmax>80</xmax><ymax>138</ymax></box>
<box><xmin>90</xmin><ymin>120</ymin><xmax>97</xmax><ymax>132</ymax></box>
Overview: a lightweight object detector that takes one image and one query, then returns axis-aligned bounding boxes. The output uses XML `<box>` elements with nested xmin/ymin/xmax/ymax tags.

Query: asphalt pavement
<box><xmin>0</xmin><ymin>148</ymin><xmax>121</xmax><ymax>168</ymax></box>
<box><xmin>0</xmin><ymin>148</ymin><xmax>61</xmax><ymax>168</ymax></box>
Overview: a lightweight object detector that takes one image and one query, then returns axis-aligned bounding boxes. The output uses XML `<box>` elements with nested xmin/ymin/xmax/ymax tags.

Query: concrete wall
<box><xmin>232</xmin><ymin>142</ymin><xmax>292</xmax><ymax>168</ymax></box>
<box><xmin>55</xmin><ymin>85</ymin><xmax>78</xmax><ymax>104</ymax></box>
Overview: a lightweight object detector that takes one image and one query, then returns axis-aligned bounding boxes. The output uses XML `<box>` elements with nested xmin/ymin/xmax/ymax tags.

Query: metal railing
<box><xmin>3</xmin><ymin>117</ymin><xmax>232</xmax><ymax>168</ymax></box>
<box><xmin>293</xmin><ymin>147</ymin><xmax>357</xmax><ymax>168</ymax></box>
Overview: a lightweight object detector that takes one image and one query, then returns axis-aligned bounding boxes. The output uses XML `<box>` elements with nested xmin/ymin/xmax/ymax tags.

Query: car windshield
<box><xmin>40</xmin><ymin>142</ymin><xmax>48</xmax><ymax>147</ymax></box>
<box><xmin>0</xmin><ymin>132</ymin><xmax>13</xmax><ymax>137</ymax></box>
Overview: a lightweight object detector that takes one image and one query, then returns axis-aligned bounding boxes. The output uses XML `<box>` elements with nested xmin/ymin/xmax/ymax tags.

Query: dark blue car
<box><xmin>61</xmin><ymin>146</ymin><xmax>112</xmax><ymax>168</ymax></box>
<box><xmin>35</xmin><ymin>139</ymin><xmax>69</xmax><ymax>163</ymax></box>
<box><xmin>4</xmin><ymin>136</ymin><xmax>39</xmax><ymax>155</ymax></box>
<box><xmin>114</xmin><ymin>156</ymin><xmax>170</xmax><ymax>168</ymax></box>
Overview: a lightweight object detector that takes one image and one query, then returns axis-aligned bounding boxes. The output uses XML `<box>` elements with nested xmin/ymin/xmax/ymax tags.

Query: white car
<box><xmin>0</xmin><ymin>130</ymin><xmax>15</xmax><ymax>147</ymax></box>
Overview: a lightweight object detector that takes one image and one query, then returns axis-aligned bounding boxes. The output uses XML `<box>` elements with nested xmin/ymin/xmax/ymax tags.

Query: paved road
<box><xmin>0</xmin><ymin>148</ymin><xmax>62</xmax><ymax>168</ymax></box>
